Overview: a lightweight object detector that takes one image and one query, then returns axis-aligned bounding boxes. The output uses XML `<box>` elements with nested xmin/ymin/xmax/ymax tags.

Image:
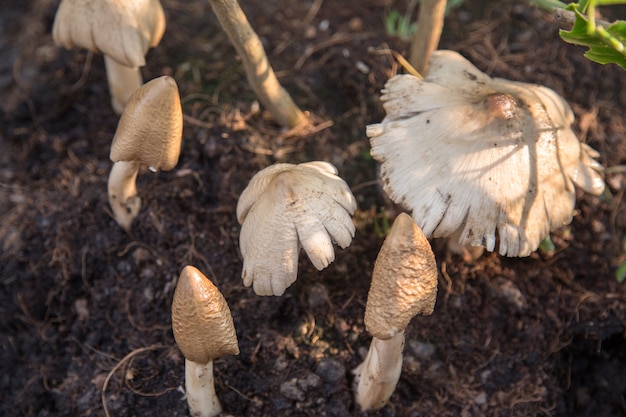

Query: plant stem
<box><xmin>408</xmin><ymin>0</ymin><xmax>447</xmax><ymax>76</ymax></box>
<box><xmin>207</xmin><ymin>0</ymin><xmax>307</xmax><ymax>128</ymax></box>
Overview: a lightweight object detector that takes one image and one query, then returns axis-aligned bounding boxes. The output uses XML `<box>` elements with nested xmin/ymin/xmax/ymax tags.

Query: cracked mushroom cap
<box><xmin>236</xmin><ymin>161</ymin><xmax>358</xmax><ymax>296</ymax></box>
<box><xmin>367</xmin><ymin>50</ymin><xmax>605</xmax><ymax>257</ymax></box>
<box><xmin>110</xmin><ymin>75</ymin><xmax>183</xmax><ymax>170</ymax></box>
<box><xmin>364</xmin><ymin>213</ymin><xmax>438</xmax><ymax>340</ymax></box>
<box><xmin>52</xmin><ymin>0</ymin><xmax>166</xmax><ymax>68</ymax></box>
<box><xmin>172</xmin><ymin>265</ymin><xmax>240</xmax><ymax>364</ymax></box>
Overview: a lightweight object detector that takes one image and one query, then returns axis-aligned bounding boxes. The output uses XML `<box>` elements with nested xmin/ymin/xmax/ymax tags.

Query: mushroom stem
<box><xmin>104</xmin><ymin>55</ymin><xmax>143</xmax><ymax>114</ymax></box>
<box><xmin>446</xmin><ymin>226</ymin><xmax>485</xmax><ymax>262</ymax></box>
<box><xmin>107</xmin><ymin>160</ymin><xmax>141</xmax><ymax>231</ymax></box>
<box><xmin>408</xmin><ymin>0</ymin><xmax>446</xmax><ymax>75</ymax></box>
<box><xmin>185</xmin><ymin>359</ymin><xmax>222</xmax><ymax>417</ymax></box>
<box><xmin>353</xmin><ymin>331</ymin><xmax>405</xmax><ymax>411</ymax></box>
<box><xmin>207</xmin><ymin>0</ymin><xmax>307</xmax><ymax>128</ymax></box>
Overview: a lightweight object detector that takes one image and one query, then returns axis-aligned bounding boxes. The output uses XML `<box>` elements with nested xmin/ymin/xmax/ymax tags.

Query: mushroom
<box><xmin>107</xmin><ymin>75</ymin><xmax>183</xmax><ymax>231</ymax></box>
<box><xmin>236</xmin><ymin>161</ymin><xmax>357</xmax><ymax>296</ymax></box>
<box><xmin>367</xmin><ymin>49</ymin><xmax>605</xmax><ymax>257</ymax></box>
<box><xmin>52</xmin><ymin>0</ymin><xmax>166</xmax><ymax>113</ymax></box>
<box><xmin>353</xmin><ymin>212</ymin><xmax>438</xmax><ymax>411</ymax></box>
<box><xmin>172</xmin><ymin>265</ymin><xmax>240</xmax><ymax>417</ymax></box>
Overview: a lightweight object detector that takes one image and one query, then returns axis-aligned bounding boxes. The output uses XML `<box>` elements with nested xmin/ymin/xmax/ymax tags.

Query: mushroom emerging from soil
<box><xmin>236</xmin><ymin>161</ymin><xmax>357</xmax><ymax>296</ymax></box>
<box><xmin>52</xmin><ymin>0</ymin><xmax>166</xmax><ymax>113</ymax></box>
<box><xmin>172</xmin><ymin>265</ymin><xmax>240</xmax><ymax>417</ymax></box>
<box><xmin>367</xmin><ymin>49</ymin><xmax>605</xmax><ymax>257</ymax></box>
<box><xmin>353</xmin><ymin>213</ymin><xmax>438</xmax><ymax>411</ymax></box>
<box><xmin>108</xmin><ymin>75</ymin><xmax>183</xmax><ymax>231</ymax></box>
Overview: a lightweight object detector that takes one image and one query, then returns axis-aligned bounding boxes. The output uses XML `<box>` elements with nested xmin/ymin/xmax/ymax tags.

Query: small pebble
<box><xmin>280</xmin><ymin>378</ymin><xmax>304</xmax><ymax>401</ymax></box>
<box><xmin>474</xmin><ymin>391</ymin><xmax>487</xmax><ymax>405</ymax></box>
<box><xmin>315</xmin><ymin>358</ymin><xmax>345</xmax><ymax>383</ymax></box>
<box><xmin>74</xmin><ymin>298</ymin><xmax>89</xmax><ymax>321</ymax></box>
<box><xmin>408</xmin><ymin>340</ymin><xmax>435</xmax><ymax>360</ymax></box>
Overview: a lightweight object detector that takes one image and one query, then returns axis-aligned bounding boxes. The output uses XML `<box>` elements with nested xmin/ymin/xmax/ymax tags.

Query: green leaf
<box><xmin>539</xmin><ymin>235</ymin><xmax>556</xmax><ymax>253</ymax></box>
<box><xmin>385</xmin><ymin>9</ymin><xmax>400</xmax><ymax>36</ymax></box>
<box><xmin>594</xmin><ymin>0</ymin><xmax>626</xmax><ymax>5</ymax></box>
<box><xmin>559</xmin><ymin>6</ymin><xmax>626</xmax><ymax>69</ymax></box>
<box><xmin>616</xmin><ymin>261</ymin><xmax>626</xmax><ymax>283</ymax></box>
<box><xmin>445</xmin><ymin>0</ymin><xmax>465</xmax><ymax>15</ymax></box>
<box><xmin>577</xmin><ymin>0</ymin><xmax>592</xmax><ymax>12</ymax></box>
<box><xmin>528</xmin><ymin>0</ymin><xmax>569</xmax><ymax>11</ymax></box>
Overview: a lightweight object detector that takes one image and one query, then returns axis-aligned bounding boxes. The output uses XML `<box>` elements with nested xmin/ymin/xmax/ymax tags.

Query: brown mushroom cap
<box><xmin>110</xmin><ymin>75</ymin><xmax>183</xmax><ymax>170</ymax></box>
<box><xmin>52</xmin><ymin>0</ymin><xmax>166</xmax><ymax>68</ymax></box>
<box><xmin>364</xmin><ymin>213</ymin><xmax>438</xmax><ymax>340</ymax></box>
<box><xmin>172</xmin><ymin>266</ymin><xmax>240</xmax><ymax>365</ymax></box>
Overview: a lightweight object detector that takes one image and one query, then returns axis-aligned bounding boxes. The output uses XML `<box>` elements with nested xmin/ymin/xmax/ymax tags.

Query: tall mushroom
<box><xmin>367</xmin><ymin>49</ymin><xmax>605</xmax><ymax>257</ymax></box>
<box><xmin>237</xmin><ymin>161</ymin><xmax>357</xmax><ymax>296</ymax></box>
<box><xmin>353</xmin><ymin>213</ymin><xmax>438</xmax><ymax>411</ymax></box>
<box><xmin>52</xmin><ymin>0</ymin><xmax>166</xmax><ymax>113</ymax></box>
<box><xmin>108</xmin><ymin>75</ymin><xmax>183</xmax><ymax>231</ymax></box>
<box><xmin>172</xmin><ymin>265</ymin><xmax>240</xmax><ymax>417</ymax></box>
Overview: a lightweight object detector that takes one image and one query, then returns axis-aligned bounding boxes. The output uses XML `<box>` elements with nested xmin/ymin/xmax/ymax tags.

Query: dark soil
<box><xmin>2</xmin><ymin>0</ymin><xmax>626</xmax><ymax>416</ymax></box>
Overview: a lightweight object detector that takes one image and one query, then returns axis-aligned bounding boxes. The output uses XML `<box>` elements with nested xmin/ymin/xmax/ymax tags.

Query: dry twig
<box><xmin>101</xmin><ymin>344</ymin><xmax>167</xmax><ymax>417</ymax></box>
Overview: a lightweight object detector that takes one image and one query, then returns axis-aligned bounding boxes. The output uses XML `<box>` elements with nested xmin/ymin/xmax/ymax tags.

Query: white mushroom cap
<box><xmin>172</xmin><ymin>265</ymin><xmax>240</xmax><ymax>365</ymax></box>
<box><xmin>110</xmin><ymin>75</ymin><xmax>183</xmax><ymax>170</ymax></box>
<box><xmin>368</xmin><ymin>50</ymin><xmax>605</xmax><ymax>257</ymax></box>
<box><xmin>52</xmin><ymin>0</ymin><xmax>166</xmax><ymax>68</ymax></box>
<box><xmin>364</xmin><ymin>213</ymin><xmax>438</xmax><ymax>340</ymax></box>
<box><xmin>236</xmin><ymin>161</ymin><xmax>357</xmax><ymax>296</ymax></box>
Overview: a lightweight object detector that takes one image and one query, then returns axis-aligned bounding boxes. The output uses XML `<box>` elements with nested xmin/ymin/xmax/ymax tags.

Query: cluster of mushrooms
<box><xmin>51</xmin><ymin>0</ymin><xmax>606</xmax><ymax>416</ymax></box>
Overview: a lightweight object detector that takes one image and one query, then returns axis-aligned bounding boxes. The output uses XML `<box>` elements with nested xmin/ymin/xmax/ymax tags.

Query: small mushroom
<box><xmin>236</xmin><ymin>161</ymin><xmax>357</xmax><ymax>296</ymax></box>
<box><xmin>52</xmin><ymin>0</ymin><xmax>166</xmax><ymax>113</ymax></box>
<box><xmin>107</xmin><ymin>75</ymin><xmax>183</xmax><ymax>231</ymax></box>
<box><xmin>172</xmin><ymin>265</ymin><xmax>240</xmax><ymax>417</ymax></box>
<box><xmin>367</xmin><ymin>50</ymin><xmax>605</xmax><ymax>257</ymax></box>
<box><xmin>353</xmin><ymin>213</ymin><xmax>437</xmax><ymax>411</ymax></box>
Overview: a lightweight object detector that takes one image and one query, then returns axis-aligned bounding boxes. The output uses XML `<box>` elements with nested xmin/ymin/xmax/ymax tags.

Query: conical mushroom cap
<box><xmin>172</xmin><ymin>266</ymin><xmax>240</xmax><ymax>364</ymax></box>
<box><xmin>364</xmin><ymin>213</ymin><xmax>438</xmax><ymax>340</ymax></box>
<box><xmin>236</xmin><ymin>161</ymin><xmax>357</xmax><ymax>296</ymax></box>
<box><xmin>368</xmin><ymin>50</ymin><xmax>605</xmax><ymax>257</ymax></box>
<box><xmin>110</xmin><ymin>76</ymin><xmax>183</xmax><ymax>170</ymax></box>
<box><xmin>52</xmin><ymin>0</ymin><xmax>166</xmax><ymax>68</ymax></box>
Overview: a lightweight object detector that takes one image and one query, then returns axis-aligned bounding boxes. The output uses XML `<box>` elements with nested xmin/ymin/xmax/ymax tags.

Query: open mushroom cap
<box><xmin>364</xmin><ymin>213</ymin><xmax>438</xmax><ymax>340</ymax></box>
<box><xmin>52</xmin><ymin>0</ymin><xmax>166</xmax><ymax>68</ymax></box>
<box><xmin>237</xmin><ymin>161</ymin><xmax>357</xmax><ymax>296</ymax></box>
<box><xmin>172</xmin><ymin>265</ymin><xmax>240</xmax><ymax>365</ymax></box>
<box><xmin>110</xmin><ymin>75</ymin><xmax>183</xmax><ymax>170</ymax></box>
<box><xmin>367</xmin><ymin>50</ymin><xmax>605</xmax><ymax>257</ymax></box>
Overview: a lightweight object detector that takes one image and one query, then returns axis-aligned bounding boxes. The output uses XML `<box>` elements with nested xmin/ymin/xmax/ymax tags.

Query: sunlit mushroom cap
<box><xmin>364</xmin><ymin>213</ymin><xmax>438</xmax><ymax>340</ymax></box>
<box><xmin>110</xmin><ymin>75</ymin><xmax>183</xmax><ymax>170</ymax></box>
<box><xmin>367</xmin><ymin>50</ymin><xmax>605</xmax><ymax>257</ymax></box>
<box><xmin>237</xmin><ymin>161</ymin><xmax>358</xmax><ymax>296</ymax></box>
<box><xmin>52</xmin><ymin>0</ymin><xmax>166</xmax><ymax>68</ymax></box>
<box><xmin>172</xmin><ymin>265</ymin><xmax>240</xmax><ymax>365</ymax></box>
